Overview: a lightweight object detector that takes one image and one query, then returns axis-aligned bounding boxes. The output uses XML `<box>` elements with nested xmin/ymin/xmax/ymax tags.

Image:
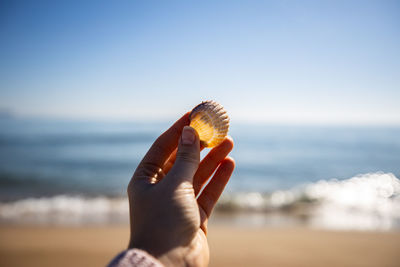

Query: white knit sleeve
<box><xmin>107</xmin><ymin>249</ymin><xmax>164</xmax><ymax>267</ymax></box>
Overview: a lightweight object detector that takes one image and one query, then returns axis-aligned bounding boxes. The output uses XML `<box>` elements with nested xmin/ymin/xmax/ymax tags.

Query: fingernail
<box><xmin>182</xmin><ymin>126</ymin><xmax>195</xmax><ymax>145</ymax></box>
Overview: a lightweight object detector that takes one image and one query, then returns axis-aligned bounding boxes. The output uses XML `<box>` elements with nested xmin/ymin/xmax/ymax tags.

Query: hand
<box><xmin>127</xmin><ymin>112</ymin><xmax>235</xmax><ymax>267</ymax></box>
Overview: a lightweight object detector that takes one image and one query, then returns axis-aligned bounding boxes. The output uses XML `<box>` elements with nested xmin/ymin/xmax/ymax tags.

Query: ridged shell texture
<box><xmin>189</xmin><ymin>100</ymin><xmax>230</xmax><ymax>147</ymax></box>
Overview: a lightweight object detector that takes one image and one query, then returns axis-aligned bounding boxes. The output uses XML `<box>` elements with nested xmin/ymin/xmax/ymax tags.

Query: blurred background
<box><xmin>0</xmin><ymin>0</ymin><xmax>399</xmax><ymax>266</ymax></box>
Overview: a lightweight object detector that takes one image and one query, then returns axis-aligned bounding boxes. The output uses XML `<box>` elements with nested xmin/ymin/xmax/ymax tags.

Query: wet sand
<box><xmin>0</xmin><ymin>225</ymin><xmax>399</xmax><ymax>267</ymax></box>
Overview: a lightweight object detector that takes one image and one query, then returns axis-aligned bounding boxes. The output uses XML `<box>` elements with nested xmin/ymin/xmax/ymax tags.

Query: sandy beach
<box><xmin>1</xmin><ymin>225</ymin><xmax>399</xmax><ymax>267</ymax></box>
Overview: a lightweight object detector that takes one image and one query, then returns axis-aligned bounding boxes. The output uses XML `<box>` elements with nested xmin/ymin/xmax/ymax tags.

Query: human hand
<box><xmin>127</xmin><ymin>112</ymin><xmax>234</xmax><ymax>267</ymax></box>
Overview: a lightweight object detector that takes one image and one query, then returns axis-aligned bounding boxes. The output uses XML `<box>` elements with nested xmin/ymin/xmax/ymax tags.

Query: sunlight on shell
<box><xmin>189</xmin><ymin>100</ymin><xmax>230</xmax><ymax>147</ymax></box>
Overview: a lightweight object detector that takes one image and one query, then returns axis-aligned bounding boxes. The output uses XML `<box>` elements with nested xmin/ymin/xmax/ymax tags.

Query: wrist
<box><xmin>129</xmin><ymin>239</ymin><xmax>190</xmax><ymax>267</ymax></box>
<box><xmin>128</xmin><ymin>245</ymin><xmax>186</xmax><ymax>267</ymax></box>
<box><xmin>157</xmin><ymin>248</ymin><xmax>187</xmax><ymax>267</ymax></box>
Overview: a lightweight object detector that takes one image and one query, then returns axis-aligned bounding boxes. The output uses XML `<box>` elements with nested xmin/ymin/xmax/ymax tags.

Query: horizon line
<box><xmin>2</xmin><ymin>113</ymin><xmax>400</xmax><ymax>127</ymax></box>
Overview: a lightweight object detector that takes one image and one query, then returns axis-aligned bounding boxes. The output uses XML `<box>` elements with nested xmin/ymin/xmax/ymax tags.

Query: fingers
<box><xmin>193</xmin><ymin>137</ymin><xmax>234</xmax><ymax>195</ymax></box>
<box><xmin>134</xmin><ymin>112</ymin><xmax>189</xmax><ymax>173</ymax></box>
<box><xmin>162</xmin><ymin>147</ymin><xmax>178</xmax><ymax>174</ymax></box>
<box><xmin>164</xmin><ymin>126</ymin><xmax>200</xmax><ymax>184</ymax></box>
<box><xmin>197</xmin><ymin>157</ymin><xmax>235</xmax><ymax>219</ymax></box>
<box><xmin>131</xmin><ymin>113</ymin><xmax>189</xmax><ymax>186</ymax></box>
<box><xmin>163</xmin><ymin>145</ymin><xmax>205</xmax><ymax>175</ymax></box>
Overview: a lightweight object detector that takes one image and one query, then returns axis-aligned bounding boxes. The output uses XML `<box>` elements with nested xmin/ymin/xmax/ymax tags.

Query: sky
<box><xmin>0</xmin><ymin>0</ymin><xmax>399</xmax><ymax>125</ymax></box>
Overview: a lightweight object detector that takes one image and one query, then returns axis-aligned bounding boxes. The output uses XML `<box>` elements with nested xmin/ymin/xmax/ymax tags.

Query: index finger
<box><xmin>139</xmin><ymin>112</ymin><xmax>190</xmax><ymax>169</ymax></box>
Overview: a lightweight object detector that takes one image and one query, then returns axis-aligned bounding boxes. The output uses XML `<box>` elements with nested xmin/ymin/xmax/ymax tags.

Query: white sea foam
<box><xmin>218</xmin><ymin>172</ymin><xmax>400</xmax><ymax>230</ymax></box>
<box><xmin>1</xmin><ymin>172</ymin><xmax>399</xmax><ymax>230</ymax></box>
<box><xmin>305</xmin><ymin>172</ymin><xmax>400</xmax><ymax>230</ymax></box>
<box><xmin>0</xmin><ymin>195</ymin><xmax>129</xmax><ymax>225</ymax></box>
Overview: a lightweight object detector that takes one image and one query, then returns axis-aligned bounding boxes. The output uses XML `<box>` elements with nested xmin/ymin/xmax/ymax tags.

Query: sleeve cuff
<box><xmin>107</xmin><ymin>248</ymin><xmax>164</xmax><ymax>267</ymax></box>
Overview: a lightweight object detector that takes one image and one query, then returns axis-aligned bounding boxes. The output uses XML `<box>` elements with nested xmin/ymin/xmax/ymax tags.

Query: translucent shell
<box><xmin>189</xmin><ymin>100</ymin><xmax>230</xmax><ymax>147</ymax></box>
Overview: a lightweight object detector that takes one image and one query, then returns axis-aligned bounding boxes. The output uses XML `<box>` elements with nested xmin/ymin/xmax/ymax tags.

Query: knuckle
<box><xmin>206</xmin><ymin>153</ymin><xmax>219</xmax><ymax>164</ymax></box>
<box><xmin>149</xmin><ymin>142</ymin><xmax>164</xmax><ymax>155</ymax></box>
<box><xmin>176</xmin><ymin>151</ymin><xmax>199</xmax><ymax>164</ymax></box>
<box><xmin>170</xmin><ymin>124</ymin><xmax>182</xmax><ymax>138</ymax></box>
<box><xmin>203</xmin><ymin>190</ymin><xmax>217</xmax><ymax>204</ymax></box>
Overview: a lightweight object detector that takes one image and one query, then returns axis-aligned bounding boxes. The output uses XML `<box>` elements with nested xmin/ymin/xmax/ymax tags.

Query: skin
<box><xmin>127</xmin><ymin>112</ymin><xmax>235</xmax><ymax>267</ymax></box>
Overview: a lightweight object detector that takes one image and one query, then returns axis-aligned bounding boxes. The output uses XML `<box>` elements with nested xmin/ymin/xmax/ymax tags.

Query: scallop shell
<box><xmin>189</xmin><ymin>100</ymin><xmax>230</xmax><ymax>147</ymax></box>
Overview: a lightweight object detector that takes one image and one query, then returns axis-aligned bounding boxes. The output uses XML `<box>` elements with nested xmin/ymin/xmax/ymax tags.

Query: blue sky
<box><xmin>1</xmin><ymin>0</ymin><xmax>399</xmax><ymax>124</ymax></box>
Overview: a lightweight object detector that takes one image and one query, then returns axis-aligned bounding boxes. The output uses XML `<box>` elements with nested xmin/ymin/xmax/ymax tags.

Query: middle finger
<box><xmin>193</xmin><ymin>137</ymin><xmax>234</xmax><ymax>195</ymax></box>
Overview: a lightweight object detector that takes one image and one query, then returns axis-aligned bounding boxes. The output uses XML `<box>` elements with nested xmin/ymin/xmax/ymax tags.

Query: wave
<box><xmin>1</xmin><ymin>172</ymin><xmax>399</xmax><ymax>230</ymax></box>
<box><xmin>0</xmin><ymin>196</ymin><xmax>129</xmax><ymax>225</ymax></box>
<box><xmin>218</xmin><ymin>172</ymin><xmax>400</xmax><ymax>230</ymax></box>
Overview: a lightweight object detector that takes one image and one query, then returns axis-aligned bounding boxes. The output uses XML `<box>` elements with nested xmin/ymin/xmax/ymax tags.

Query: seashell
<box><xmin>189</xmin><ymin>100</ymin><xmax>230</xmax><ymax>147</ymax></box>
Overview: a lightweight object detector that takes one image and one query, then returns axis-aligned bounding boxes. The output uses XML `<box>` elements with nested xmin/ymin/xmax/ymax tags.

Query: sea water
<box><xmin>0</xmin><ymin>117</ymin><xmax>399</xmax><ymax>230</ymax></box>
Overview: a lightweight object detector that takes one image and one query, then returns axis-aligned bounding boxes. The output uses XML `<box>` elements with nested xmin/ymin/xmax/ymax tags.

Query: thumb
<box><xmin>167</xmin><ymin>126</ymin><xmax>200</xmax><ymax>184</ymax></box>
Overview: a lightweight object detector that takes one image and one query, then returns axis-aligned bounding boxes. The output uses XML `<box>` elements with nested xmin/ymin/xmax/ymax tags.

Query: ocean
<box><xmin>0</xmin><ymin>117</ymin><xmax>399</xmax><ymax>230</ymax></box>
